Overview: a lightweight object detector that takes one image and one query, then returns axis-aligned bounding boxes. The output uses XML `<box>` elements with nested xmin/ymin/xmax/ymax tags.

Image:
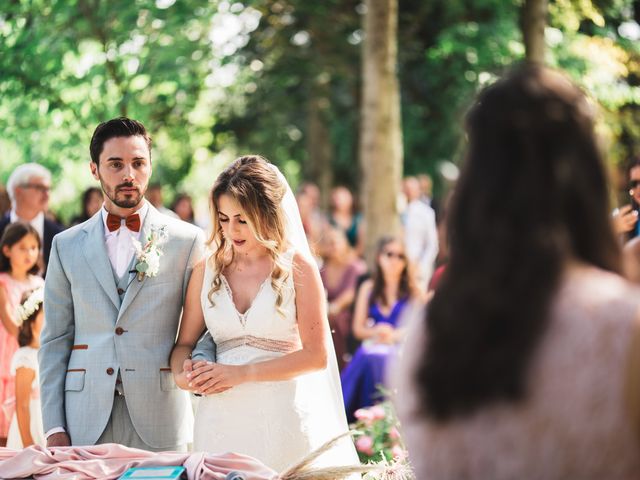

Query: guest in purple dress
<box><xmin>320</xmin><ymin>227</ymin><xmax>367</xmax><ymax>371</ymax></box>
<box><xmin>341</xmin><ymin>236</ymin><xmax>421</xmax><ymax>422</ymax></box>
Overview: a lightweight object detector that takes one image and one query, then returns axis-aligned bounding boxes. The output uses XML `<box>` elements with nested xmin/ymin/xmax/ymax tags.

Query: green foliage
<box><xmin>0</xmin><ymin>0</ymin><xmax>218</xmax><ymax>221</ymax></box>
<box><xmin>3</xmin><ymin>0</ymin><xmax>640</xmax><ymax>219</ymax></box>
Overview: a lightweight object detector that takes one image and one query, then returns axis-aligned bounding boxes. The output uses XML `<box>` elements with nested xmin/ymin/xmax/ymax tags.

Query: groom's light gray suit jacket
<box><xmin>40</xmin><ymin>205</ymin><xmax>205</xmax><ymax>448</ymax></box>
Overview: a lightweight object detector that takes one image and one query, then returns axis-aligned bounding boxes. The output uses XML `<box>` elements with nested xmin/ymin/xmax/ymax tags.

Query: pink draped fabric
<box><xmin>0</xmin><ymin>444</ymin><xmax>278</xmax><ymax>479</ymax></box>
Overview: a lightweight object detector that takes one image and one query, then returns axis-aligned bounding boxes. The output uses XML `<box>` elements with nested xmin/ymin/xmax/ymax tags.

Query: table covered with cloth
<box><xmin>0</xmin><ymin>443</ymin><xmax>277</xmax><ymax>480</ymax></box>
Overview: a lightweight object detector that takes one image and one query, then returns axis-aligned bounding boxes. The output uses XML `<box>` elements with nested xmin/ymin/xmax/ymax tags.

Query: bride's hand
<box><xmin>189</xmin><ymin>361</ymin><xmax>247</xmax><ymax>395</ymax></box>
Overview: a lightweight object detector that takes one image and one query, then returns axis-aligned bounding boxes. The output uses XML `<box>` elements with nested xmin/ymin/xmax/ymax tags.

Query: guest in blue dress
<box><xmin>341</xmin><ymin>236</ymin><xmax>422</xmax><ymax>422</ymax></box>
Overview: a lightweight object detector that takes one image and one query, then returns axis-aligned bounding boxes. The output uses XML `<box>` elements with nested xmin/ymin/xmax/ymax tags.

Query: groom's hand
<box><xmin>47</xmin><ymin>432</ymin><xmax>71</xmax><ymax>447</ymax></box>
<box><xmin>183</xmin><ymin>358</ymin><xmax>194</xmax><ymax>377</ymax></box>
<box><xmin>176</xmin><ymin>358</ymin><xmax>197</xmax><ymax>392</ymax></box>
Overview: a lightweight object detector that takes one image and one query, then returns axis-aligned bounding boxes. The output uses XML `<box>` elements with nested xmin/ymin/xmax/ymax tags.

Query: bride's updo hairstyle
<box><xmin>207</xmin><ymin>155</ymin><xmax>291</xmax><ymax>314</ymax></box>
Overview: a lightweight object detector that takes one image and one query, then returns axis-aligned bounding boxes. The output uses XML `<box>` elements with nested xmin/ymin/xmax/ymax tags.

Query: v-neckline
<box><xmin>220</xmin><ymin>272</ymin><xmax>272</xmax><ymax>324</ymax></box>
<box><xmin>374</xmin><ymin>299</ymin><xmax>404</xmax><ymax>319</ymax></box>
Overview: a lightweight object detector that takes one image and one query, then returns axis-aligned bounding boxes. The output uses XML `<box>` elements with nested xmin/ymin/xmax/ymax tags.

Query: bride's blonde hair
<box><xmin>207</xmin><ymin>155</ymin><xmax>291</xmax><ymax>314</ymax></box>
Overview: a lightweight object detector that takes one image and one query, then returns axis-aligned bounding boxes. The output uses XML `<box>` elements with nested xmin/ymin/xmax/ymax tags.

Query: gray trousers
<box><xmin>96</xmin><ymin>394</ymin><xmax>187</xmax><ymax>452</ymax></box>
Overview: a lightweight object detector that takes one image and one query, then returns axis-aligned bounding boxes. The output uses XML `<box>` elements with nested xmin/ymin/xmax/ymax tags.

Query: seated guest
<box><xmin>145</xmin><ymin>183</ymin><xmax>178</xmax><ymax>219</ymax></box>
<box><xmin>70</xmin><ymin>187</ymin><xmax>103</xmax><ymax>226</ymax></box>
<box><xmin>328</xmin><ymin>186</ymin><xmax>364</xmax><ymax>257</ymax></box>
<box><xmin>171</xmin><ymin>193</ymin><xmax>195</xmax><ymax>224</ymax></box>
<box><xmin>320</xmin><ymin>227</ymin><xmax>367</xmax><ymax>371</ymax></box>
<box><xmin>341</xmin><ymin>236</ymin><xmax>421</xmax><ymax>422</ymax></box>
<box><xmin>392</xmin><ymin>65</ymin><xmax>640</xmax><ymax>479</ymax></box>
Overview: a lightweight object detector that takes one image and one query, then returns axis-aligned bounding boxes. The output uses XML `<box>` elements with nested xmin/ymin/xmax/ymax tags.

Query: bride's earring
<box><xmin>630</xmin><ymin>189</ymin><xmax>635</xmax><ymax>196</ymax></box>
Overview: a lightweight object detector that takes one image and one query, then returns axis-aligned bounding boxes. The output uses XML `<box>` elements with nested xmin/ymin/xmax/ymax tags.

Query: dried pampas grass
<box><xmin>277</xmin><ymin>432</ymin><xmax>413</xmax><ymax>480</ymax></box>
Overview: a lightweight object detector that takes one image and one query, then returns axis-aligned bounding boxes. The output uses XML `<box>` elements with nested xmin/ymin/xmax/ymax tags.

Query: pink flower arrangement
<box><xmin>354</xmin><ymin>408</ymin><xmax>374</xmax><ymax>423</ymax></box>
<box><xmin>391</xmin><ymin>444</ymin><xmax>407</xmax><ymax>461</ymax></box>
<box><xmin>355</xmin><ymin>435</ymin><xmax>374</xmax><ymax>456</ymax></box>
<box><xmin>350</xmin><ymin>401</ymin><xmax>410</xmax><ymax>466</ymax></box>
<box><xmin>369</xmin><ymin>405</ymin><xmax>386</xmax><ymax>420</ymax></box>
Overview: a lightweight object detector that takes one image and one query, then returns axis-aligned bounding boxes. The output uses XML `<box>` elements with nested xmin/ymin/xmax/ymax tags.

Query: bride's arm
<box><xmin>192</xmin><ymin>251</ymin><xmax>328</xmax><ymax>395</ymax></box>
<box><xmin>170</xmin><ymin>259</ymin><xmax>206</xmax><ymax>390</ymax></box>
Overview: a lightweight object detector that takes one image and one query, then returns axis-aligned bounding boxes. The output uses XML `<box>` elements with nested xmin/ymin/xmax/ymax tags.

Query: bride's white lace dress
<box><xmin>193</xmin><ymin>250</ymin><xmax>359</xmax><ymax>472</ymax></box>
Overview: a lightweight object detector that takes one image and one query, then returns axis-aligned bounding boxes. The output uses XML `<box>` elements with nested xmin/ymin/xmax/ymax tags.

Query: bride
<box><xmin>170</xmin><ymin>155</ymin><xmax>359</xmax><ymax>472</ymax></box>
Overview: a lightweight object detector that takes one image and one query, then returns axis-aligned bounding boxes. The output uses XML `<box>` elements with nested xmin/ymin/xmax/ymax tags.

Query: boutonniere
<box><xmin>132</xmin><ymin>225</ymin><xmax>168</xmax><ymax>281</ymax></box>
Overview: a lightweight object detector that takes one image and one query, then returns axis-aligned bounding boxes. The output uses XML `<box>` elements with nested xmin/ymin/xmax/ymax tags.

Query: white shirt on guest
<box><xmin>10</xmin><ymin>209</ymin><xmax>45</xmax><ymax>240</ymax></box>
<box><xmin>101</xmin><ymin>202</ymin><xmax>149</xmax><ymax>278</ymax></box>
<box><xmin>403</xmin><ymin>199</ymin><xmax>438</xmax><ymax>290</ymax></box>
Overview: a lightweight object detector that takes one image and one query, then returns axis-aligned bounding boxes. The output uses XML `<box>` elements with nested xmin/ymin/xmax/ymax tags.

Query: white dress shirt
<box><xmin>101</xmin><ymin>202</ymin><xmax>149</xmax><ymax>278</ymax></box>
<box><xmin>10</xmin><ymin>209</ymin><xmax>45</xmax><ymax>240</ymax></box>
<box><xmin>403</xmin><ymin>199</ymin><xmax>439</xmax><ymax>291</ymax></box>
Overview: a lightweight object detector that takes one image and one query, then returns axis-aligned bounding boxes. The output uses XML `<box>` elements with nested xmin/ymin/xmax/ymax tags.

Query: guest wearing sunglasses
<box><xmin>0</xmin><ymin>164</ymin><xmax>64</xmax><ymax>276</ymax></box>
<box><xmin>613</xmin><ymin>157</ymin><xmax>640</xmax><ymax>239</ymax></box>
<box><xmin>622</xmin><ymin>159</ymin><xmax>640</xmax><ymax>281</ymax></box>
<box><xmin>340</xmin><ymin>236</ymin><xmax>422</xmax><ymax>422</ymax></box>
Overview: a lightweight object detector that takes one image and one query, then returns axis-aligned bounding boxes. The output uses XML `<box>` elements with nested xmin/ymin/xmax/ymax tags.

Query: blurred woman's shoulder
<box><xmin>556</xmin><ymin>262</ymin><xmax>640</xmax><ymax>328</ymax></box>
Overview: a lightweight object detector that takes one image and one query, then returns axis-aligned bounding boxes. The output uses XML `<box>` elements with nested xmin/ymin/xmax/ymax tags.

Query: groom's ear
<box><xmin>90</xmin><ymin>161</ymin><xmax>99</xmax><ymax>180</ymax></box>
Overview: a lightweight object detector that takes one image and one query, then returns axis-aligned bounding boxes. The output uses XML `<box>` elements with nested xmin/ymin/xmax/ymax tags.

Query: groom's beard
<box><xmin>101</xmin><ymin>179</ymin><xmax>146</xmax><ymax>209</ymax></box>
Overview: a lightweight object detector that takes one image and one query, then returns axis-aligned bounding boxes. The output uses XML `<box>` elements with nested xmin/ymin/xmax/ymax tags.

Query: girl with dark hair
<box><xmin>341</xmin><ymin>236</ymin><xmax>421</xmax><ymax>421</ymax></box>
<box><xmin>0</xmin><ymin>223</ymin><xmax>43</xmax><ymax>445</ymax></box>
<box><xmin>392</xmin><ymin>65</ymin><xmax>640</xmax><ymax>478</ymax></box>
<box><xmin>6</xmin><ymin>287</ymin><xmax>45</xmax><ymax>448</ymax></box>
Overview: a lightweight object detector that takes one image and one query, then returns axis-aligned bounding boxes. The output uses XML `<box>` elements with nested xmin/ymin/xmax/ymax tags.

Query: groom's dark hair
<box><xmin>89</xmin><ymin>117</ymin><xmax>152</xmax><ymax>165</ymax></box>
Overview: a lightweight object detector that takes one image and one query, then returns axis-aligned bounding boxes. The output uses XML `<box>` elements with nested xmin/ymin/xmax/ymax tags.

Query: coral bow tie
<box><xmin>106</xmin><ymin>213</ymin><xmax>141</xmax><ymax>233</ymax></box>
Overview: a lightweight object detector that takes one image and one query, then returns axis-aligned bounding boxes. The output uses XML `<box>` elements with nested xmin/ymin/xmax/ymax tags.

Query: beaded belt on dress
<box><xmin>216</xmin><ymin>335</ymin><xmax>301</xmax><ymax>355</ymax></box>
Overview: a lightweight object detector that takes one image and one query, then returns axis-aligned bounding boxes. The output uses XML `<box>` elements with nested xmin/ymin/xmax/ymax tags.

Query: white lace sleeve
<box><xmin>10</xmin><ymin>347</ymin><xmax>38</xmax><ymax>375</ymax></box>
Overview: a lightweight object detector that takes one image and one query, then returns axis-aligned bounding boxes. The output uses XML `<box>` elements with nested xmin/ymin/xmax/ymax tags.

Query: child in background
<box><xmin>6</xmin><ymin>287</ymin><xmax>45</xmax><ymax>448</ymax></box>
<box><xmin>0</xmin><ymin>223</ymin><xmax>43</xmax><ymax>445</ymax></box>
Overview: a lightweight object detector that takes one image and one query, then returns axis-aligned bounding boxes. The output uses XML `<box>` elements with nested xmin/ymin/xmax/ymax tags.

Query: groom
<box><xmin>40</xmin><ymin>117</ymin><xmax>205</xmax><ymax>450</ymax></box>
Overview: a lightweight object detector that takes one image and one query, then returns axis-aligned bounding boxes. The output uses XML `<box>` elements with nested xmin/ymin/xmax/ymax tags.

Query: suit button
<box><xmin>115</xmin><ymin>327</ymin><xmax>124</xmax><ymax>335</ymax></box>
<box><xmin>117</xmin><ymin>288</ymin><xmax>125</xmax><ymax>295</ymax></box>
<box><xmin>106</xmin><ymin>367</ymin><xmax>114</xmax><ymax>375</ymax></box>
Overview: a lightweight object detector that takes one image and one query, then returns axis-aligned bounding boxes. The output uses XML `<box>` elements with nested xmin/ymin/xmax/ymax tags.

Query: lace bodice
<box><xmin>200</xmin><ymin>250</ymin><xmax>301</xmax><ymax>363</ymax></box>
<box><xmin>393</xmin><ymin>265</ymin><xmax>640</xmax><ymax>479</ymax></box>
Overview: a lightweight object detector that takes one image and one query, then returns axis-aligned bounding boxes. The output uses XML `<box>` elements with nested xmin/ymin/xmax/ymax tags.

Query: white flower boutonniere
<box><xmin>132</xmin><ymin>225</ymin><xmax>168</xmax><ymax>281</ymax></box>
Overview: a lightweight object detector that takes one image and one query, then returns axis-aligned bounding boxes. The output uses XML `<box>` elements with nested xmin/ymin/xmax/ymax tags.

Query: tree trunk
<box><xmin>522</xmin><ymin>0</ymin><xmax>548</xmax><ymax>64</ymax></box>
<box><xmin>306</xmin><ymin>93</ymin><xmax>333</xmax><ymax>212</ymax></box>
<box><xmin>359</xmin><ymin>0</ymin><xmax>403</xmax><ymax>265</ymax></box>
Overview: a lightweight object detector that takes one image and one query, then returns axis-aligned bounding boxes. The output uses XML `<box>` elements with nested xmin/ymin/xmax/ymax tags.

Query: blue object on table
<box><xmin>119</xmin><ymin>466</ymin><xmax>186</xmax><ymax>479</ymax></box>
<box><xmin>225</xmin><ymin>472</ymin><xmax>247</xmax><ymax>480</ymax></box>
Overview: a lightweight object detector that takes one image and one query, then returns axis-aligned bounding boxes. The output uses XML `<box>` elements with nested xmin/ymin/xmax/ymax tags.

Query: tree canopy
<box><xmin>2</xmin><ymin>0</ymin><xmax>640</xmax><ymax>220</ymax></box>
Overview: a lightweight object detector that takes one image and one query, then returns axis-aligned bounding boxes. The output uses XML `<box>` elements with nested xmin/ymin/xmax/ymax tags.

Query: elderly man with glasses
<box><xmin>0</xmin><ymin>163</ymin><xmax>64</xmax><ymax>274</ymax></box>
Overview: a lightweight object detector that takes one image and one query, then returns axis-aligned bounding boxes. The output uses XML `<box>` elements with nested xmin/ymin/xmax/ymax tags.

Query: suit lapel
<box><xmin>117</xmin><ymin>205</ymin><xmax>161</xmax><ymax>321</ymax></box>
<box><xmin>82</xmin><ymin>213</ymin><xmax>120</xmax><ymax>309</ymax></box>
